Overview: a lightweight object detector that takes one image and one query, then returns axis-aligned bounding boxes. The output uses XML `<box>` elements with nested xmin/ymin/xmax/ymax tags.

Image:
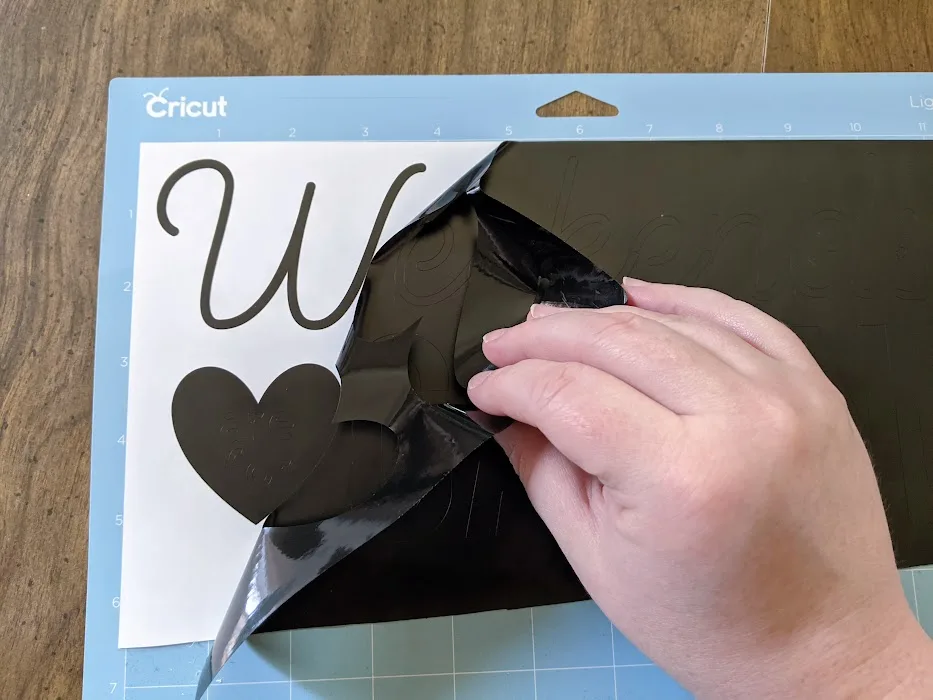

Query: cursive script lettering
<box><xmin>156</xmin><ymin>158</ymin><xmax>426</xmax><ymax>330</ymax></box>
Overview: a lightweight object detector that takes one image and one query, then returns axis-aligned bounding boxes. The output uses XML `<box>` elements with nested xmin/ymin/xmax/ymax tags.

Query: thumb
<box><xmin>495</xmin><ymin>422</ymin><xmax>599</xmax><ymax>569</ymax></box>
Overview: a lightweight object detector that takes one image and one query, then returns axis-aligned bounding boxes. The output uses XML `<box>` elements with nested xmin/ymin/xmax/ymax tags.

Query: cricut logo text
<box><xmin>144</xmin><ymin>89</ymin><xmax>228</xmax><ymax>119</ymax></box>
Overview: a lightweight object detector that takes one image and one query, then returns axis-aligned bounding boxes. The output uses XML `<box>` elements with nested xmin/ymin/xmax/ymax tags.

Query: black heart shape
<box><xmin>172</xmin><ymin>364</ymin><xmax>340</xmax><ymax>523</ymax></box>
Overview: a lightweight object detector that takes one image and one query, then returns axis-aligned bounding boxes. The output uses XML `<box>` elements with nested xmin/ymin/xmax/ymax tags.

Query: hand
<box><xmin>467</xmin><ymin>278</ymin><xmax>933</xmax><ymax>699</ymax></box>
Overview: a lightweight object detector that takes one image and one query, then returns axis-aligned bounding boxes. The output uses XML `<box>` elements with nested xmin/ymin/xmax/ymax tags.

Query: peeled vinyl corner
<box><xmin>184</xmin><ymin>139</ymin><xmax>933</xmax><ymax>698</ymax></box>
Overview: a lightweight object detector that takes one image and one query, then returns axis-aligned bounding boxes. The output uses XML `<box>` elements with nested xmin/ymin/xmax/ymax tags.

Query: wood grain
<box><xmin>765</xmin><ymin>0</ymin><xmax>933</xmax><ymax>71</ymax></box>
<box><xmin>7</xmin><ymin>0</ymin><xmax>928</xmax><ymax>697</ymax></box>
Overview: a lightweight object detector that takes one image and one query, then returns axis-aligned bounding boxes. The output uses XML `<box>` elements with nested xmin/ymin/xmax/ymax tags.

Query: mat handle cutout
<box><xmin>536</xmin><ymin>91</ymin><xmax>619</xmax><ymax>118</ymax></box>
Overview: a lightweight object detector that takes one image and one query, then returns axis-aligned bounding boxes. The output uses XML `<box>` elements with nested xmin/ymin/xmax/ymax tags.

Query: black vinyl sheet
<box><xmin>174</xmin><ymin>140</ymin><xmax>933</xmax><ymax>697</ymax></box>
<box><xmin>263</xmin><ymin>140</ymin><xmax>933</xmax><ymax>637</ymax></box>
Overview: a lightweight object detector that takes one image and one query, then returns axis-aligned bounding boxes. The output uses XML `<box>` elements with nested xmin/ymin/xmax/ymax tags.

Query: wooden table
<box><xmin>0</xmin><ymin>1</ymin><xmax>930</xmax><ymax>697</ymax></box>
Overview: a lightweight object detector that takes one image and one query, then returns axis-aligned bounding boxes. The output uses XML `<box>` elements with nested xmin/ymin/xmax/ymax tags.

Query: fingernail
<box><xmin>622</xmin><ymin>276</ymin><xmax>649</xmax><ymax>287</ymax></box>
<box><xmin>467</xmin><ymin>371</ymin><xmax>491</xmax><ymax>391</ymax></box>
<box><xmin>483</xmin><ymin>328</ymin><xmax>507</xmax><ymax>344</ymax></box>
<box><xmin>528</xmin><ymin>303</ymin><xmax>571</xmax><ymax>318</ymax></box>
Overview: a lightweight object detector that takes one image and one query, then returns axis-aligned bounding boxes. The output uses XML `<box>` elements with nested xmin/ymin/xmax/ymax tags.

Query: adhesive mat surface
<box><xmin>88</xmin><ymin>73</ymin><xmax>933</xmax><ymax>700</ymax></box>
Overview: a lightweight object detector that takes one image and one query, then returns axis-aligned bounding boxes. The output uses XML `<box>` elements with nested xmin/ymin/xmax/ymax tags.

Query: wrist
<box><xmin>872</xmin><ymin>627</ymin><xmax>933</xmax><ymax>699</ymax></box>
<box><xmin>786</xmin><ymin>604</ymin><xmax>933</xmax><ymax>699</ymax></box>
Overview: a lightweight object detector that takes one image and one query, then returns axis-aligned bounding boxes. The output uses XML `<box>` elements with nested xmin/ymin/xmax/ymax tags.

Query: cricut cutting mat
<box><xmin>88</xmin><ymin>73</ymin><xmax>933</xmax><ymax>699</ymax></box>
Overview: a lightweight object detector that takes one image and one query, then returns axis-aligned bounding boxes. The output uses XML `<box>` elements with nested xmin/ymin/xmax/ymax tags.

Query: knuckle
<box><xmin>799</xmin><ymin>376</ymin><xmax>851</xmax><ymax>436</ymax></box>
<box><xmin>531</xmin><ymin>362</ymin><xmax>583</xmax><ymax>414</ymax></box>
<box><xmin>589</xmin><ymin>313</ymin><xmax>640</xmax><ymax>351</ymax></box>
<box><xmin>814</xmin><ymin>377</ymin><xmax>848</xmax><ymax>414</ymax></box>
<box><xmin>753</xmin><ymin>392</ymin><xmax>811</xmax><ymax>457</ymax></box>
<box><xmin>530</xmin><ymin>362</ymin><xmax>611</xmax><ymax>442</ymax></box>
<box><xmin>804</xmin><ymin>382</ymin><xmax>838</xmax><ymax>417</ymax></box>
<box><xmin>591</xmin><ymin>313</ymin><xmax>693</xmax><ymax>368</ymax></box>
<box><xmin>760</xmin><ymin>395</ymin><xmax>802</xmax><ymax>437</ymax></box>
<box><xmin>764</xmin><ymin>396</ymin><xmax>800</xmax><ymax>434</ymax></box>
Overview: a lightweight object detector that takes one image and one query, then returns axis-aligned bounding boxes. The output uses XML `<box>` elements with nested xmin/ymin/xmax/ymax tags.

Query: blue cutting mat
<box><xmin>87</xmin><ymin>73</ymin><xmax>933</xmax><ymax>700</ymax></box>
